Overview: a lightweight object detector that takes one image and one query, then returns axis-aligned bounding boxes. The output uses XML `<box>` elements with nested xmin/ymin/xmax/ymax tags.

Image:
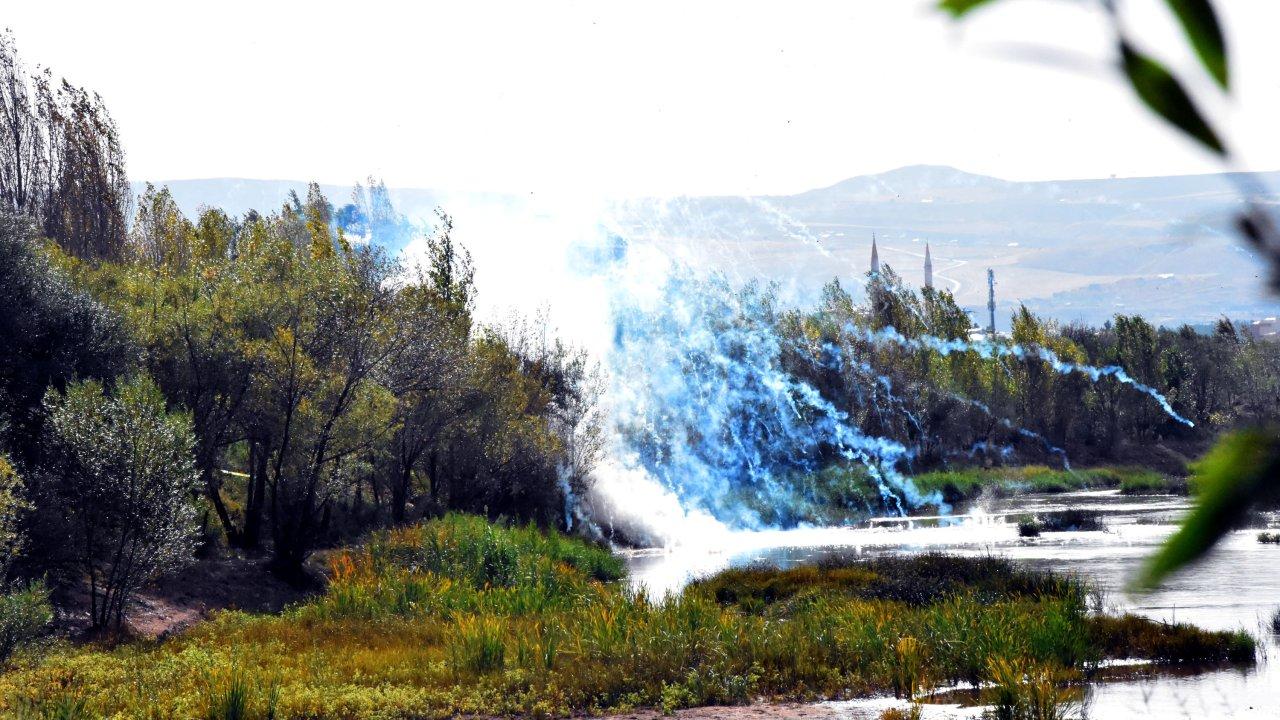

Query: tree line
<box><xmin>0</xmin><ymin>186</ymin><xmax>602</xmax><ymax>631</ymax></box>
<box><xmin>784</xmin><ymin>265</ymin><xmax>1280</xmax><ymax>477</ymax></box>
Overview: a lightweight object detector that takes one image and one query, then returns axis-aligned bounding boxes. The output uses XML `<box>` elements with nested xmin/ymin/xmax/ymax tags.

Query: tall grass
<box><xmin>204</xmin><ymin>674</ymin><xmax>249</xmax><ymax>720</ymax></box>
<box><xmin>984</xmin><ymin>657</ymin><xmax>1079</xmax><ymax>720</ymax></box>
<box><xmin>0</xmin><ymin>515</ymin><xmax>1253</xmax><ymax>718</ymax></box>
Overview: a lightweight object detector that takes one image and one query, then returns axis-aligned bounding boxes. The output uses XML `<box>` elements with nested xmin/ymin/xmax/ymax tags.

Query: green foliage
<box><xmin>1119</xmin><ymin>41</ymin><xmax>1224</xmax><ymax>155</ymax></box>
<box><xmin>910</xmin><ymin>466</ymin><xmax>1179</xmax><ymax>505</ymax></box>
<box><xmin>890</xmin><ymin>636</ymin><xmax>925</xmax><ymax>699</ymax></box>
<box><xmin>448</xmin><ymin>617</ymin><xmax>507</xmax><ymax>676</ymax></box>
<box><xmin>983</xmin><ymin>657</ymin><xmax>1079</xmax><ymax>720</ymax></box>
<box><xmin>65</xmin><ymin>187</ymin><xmax>604</xmax><ymax>574</ymax></box>
<box><xmin>1140</xmin><ymin>429</ymin><xmax>1280</xmax><ymax>589</ymax></box>
<box><xmin>784</xmin><ymin>279</ymin><xmax>1270</xmax><ymax>526</ymax></box>
<box><xmin>41</xmin><ymin>374</ymin><xmax>201</xmax><ymax>629</ymax></box>
<box><xmin>879</xmin><ymin>707</ymin><xmax>923</xmax><ymax>720</ymax></box>
<box><xmin>204</xmin><ymin>674</ymin><xmax>249</xmax><ymax>720</ymax></box>
<box><xmin>12</xmin><ymin>693</ymin><xmax>90</xmax><ymax>720</ymax></box>
<box><xmin>936</xmin><ymin>0</ymin><xmax>997</xmax><ymax>18</ymax></box>
<box><xmin>1117</xmin><ymin>468</ymin><xmax>1181</xmax><ymax>494</ymax></box>
<box><xmin>1038</xmin><ymin>510</ymin><xmax>1103</xmax><ymax>533</ymax></box>
<box><xmin>1089</xmin><ymin>614</ymin><xmax>1255</xmax><ymax>664</ymax></box>
<box><xmin>305</xmin><ymin>514</ymin><xmax>623</xmax><ymax>623</ymax></box>
<box><xmin>1164</xmin><ymin>0</ymin><xmax>1228</xmax><ymax>89</ymax></box>
<box><xmin>372</xmin><ymin>513</ymin><xmax>625</xmax><ymax>587</ymax></box>
<box><xmin>0</xmin><ymin>580</ymin><xmax>51</xmax><ymax>665</ymax></box>
<box><xmin>0</xmin><ymin>213</ymin><xmax>133</xmax><ymax>469</ymax></box>
<box><xmin>0</xmin><ymin>456</ymin><xmax>51</xmax><ymax>666</ymax></box>
<box><xmin>690</xmin><ymin>553</ymin><xmax>1087</xmax><ymax>611</ymax></box>
<box><xmin>0</xmin><ymin>456</ymin><xmax>30</xmax><ymax>576</ymax></box>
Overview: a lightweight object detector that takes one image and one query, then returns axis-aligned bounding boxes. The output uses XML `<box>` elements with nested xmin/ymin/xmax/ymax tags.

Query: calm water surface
<box><xmin>621</xmin><ymin>490</ymin><xmax>1280</xmax><ymax>719</ymax></box>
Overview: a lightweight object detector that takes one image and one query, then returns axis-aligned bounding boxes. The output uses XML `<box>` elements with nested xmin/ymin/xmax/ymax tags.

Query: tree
<box><xmin>102</xmin><ymin>218</ymin><xmax>257</xmax><ymax>549</ymax></box>
<box><xmin>0</xmin><ymin>212</ymin><xmax>133</xmax><ymax>469</ymax></box>
<box><xmin>0</xmin><ymin>32</ymin><xmax>130</xmax><ymax>261</ymax></box>
<box><xmin>193</xmin><ymin>206</ymin><xmax>236</xmax><ymax>262</ymax></box>
<box><xmin>41</xmin><ymin>375</ymin><xmax>200</xmax><ymax>630</ymax></box>
<box><xmin>130</xmin><ymin>183</ymin><xmax>196</xmax><ymax>268</ymax></box>
<box><xmin>34</xmin><ymin>76</ymin><xmax>130</xmax><ymax>262</ymax></box>
<box><xmin>236</xmin><ymin>211</ymin><xmax>400</xmax><ymax>576</ymax></box>
<box><xmin>377</xmin><ymin>277</ymin><xmax>471</xmax><ymax>523</ymax></box>
<box><xmin>0</xmin><ymin>31</ymin><xmax>44</xmax><ymax>219</ymax></box>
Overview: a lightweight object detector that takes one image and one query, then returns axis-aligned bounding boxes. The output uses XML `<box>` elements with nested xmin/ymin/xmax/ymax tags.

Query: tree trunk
<box><xmin>201</xmin><ymin>465</ymin><xmax>242</xmax><ymax>546</ymax></box>
<box><xmin>243</xmin><ymin>440</ymin><xmax>268</xmax><ymax>551</ymax></box>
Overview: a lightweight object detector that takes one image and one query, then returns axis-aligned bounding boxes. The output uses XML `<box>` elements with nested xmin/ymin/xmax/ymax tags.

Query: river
<box><xmin>622</xmin><ymin>490</ymin><xmax>1280</xmax><ymax>719</ymax></box>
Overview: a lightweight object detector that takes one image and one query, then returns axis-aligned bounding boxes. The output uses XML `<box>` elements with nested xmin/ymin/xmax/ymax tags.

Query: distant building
<box><xmin>1248</xmin><ymin>317</ymin><xmax>1279</xmax><ymax>342</ymax></box>
<box><xmin>865</xmin><ymin>234</ymin><xmax>933</xmax><ymax>288</ymax></box>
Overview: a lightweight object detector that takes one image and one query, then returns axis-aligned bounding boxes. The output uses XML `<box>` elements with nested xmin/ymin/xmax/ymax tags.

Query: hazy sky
<box><xmin>7</xmin><ymin>1</ymin><xmax>1279</xmax><ymax>196</ymax></box>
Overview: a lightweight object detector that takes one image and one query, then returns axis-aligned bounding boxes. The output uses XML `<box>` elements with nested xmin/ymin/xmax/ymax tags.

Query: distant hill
<box><xmin>611</xmin><ymin>165</ymin><xmax>1280</xmax><ymax>329</ymax></box>
<box><xmin>135</xmin><ymin>166</ymin><xmax>1280</xmax><ymax>330</ymax></box>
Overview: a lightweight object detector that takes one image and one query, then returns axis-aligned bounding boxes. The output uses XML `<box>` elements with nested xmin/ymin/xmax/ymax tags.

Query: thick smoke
<box><xmin>607</xmin><ymin>266</ymin><xmax>937</xmax><ymax>530</ymax></box>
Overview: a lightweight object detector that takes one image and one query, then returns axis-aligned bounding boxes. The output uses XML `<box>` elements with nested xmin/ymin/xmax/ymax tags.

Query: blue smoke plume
<box><xmin>845</xmin><ymin>325</ymin><xmax>1194</xmax><ymax>428</ymax></box>
<box><xmin>599</xmin><ymin>246</ymin><xmax>1193</xmax><ymax>531</ymax></box>
<box><xmin>609</xmin><ymin>270</ymin><xmax>938</xmax><ymax>528</ymax></box>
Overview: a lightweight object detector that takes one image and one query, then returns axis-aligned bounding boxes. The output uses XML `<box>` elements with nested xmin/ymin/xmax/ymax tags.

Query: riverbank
<box><xmin>909</xmin><ymin>466</ymin><xmax>1187</xmax><ymax>507</ymax></box>
<box><xmin>0</xmin><ymin>514</ymin><xmax>1253</xmax><ymax>718</ymax></box>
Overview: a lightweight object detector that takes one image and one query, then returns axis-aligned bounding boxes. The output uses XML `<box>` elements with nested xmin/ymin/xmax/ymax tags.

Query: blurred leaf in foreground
<box><xmin>1119</xmin><ymin>40</ymin><xmax>1225</xmax><ymax>155</ymax></box>
<box><xmin>1139</xmin><ymin>429</ymin><xmax>1280</xmax><ymax>589</ymax></box>
<box><xmin>1164</xmin><ymin>0</ymin><xmax>1228</xmax><ymax>89</ymax></box>
<box><xmin>937</xmin><ymin>0</ymin><xmax>999</xmax><ymax>19</ymax></box>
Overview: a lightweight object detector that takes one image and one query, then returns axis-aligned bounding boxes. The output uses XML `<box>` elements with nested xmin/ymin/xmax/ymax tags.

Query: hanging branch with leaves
<box><xmin>940</xmin><ymin>0</ymin><xmax>1280</xmax><ymax>586</ymax></box>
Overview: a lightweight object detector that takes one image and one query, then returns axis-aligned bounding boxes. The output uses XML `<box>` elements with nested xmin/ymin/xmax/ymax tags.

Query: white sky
<box><xmin>6</xmin><ymin>0</ymin><xmax>1279</xmax><ymax>196</ymax></box>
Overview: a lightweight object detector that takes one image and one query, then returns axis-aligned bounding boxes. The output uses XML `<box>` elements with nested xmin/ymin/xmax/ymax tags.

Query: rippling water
<box><xmin>621</xmin><ymin>490</ymin><xmax>1280</xmax><ymax>719</ymax></box>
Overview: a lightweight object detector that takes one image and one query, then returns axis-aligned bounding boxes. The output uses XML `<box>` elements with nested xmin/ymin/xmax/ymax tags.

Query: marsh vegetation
<box><xmin>0</xmin><ymin>515</ymin><xmax>1255</xmax><ymax>718</ymax></box>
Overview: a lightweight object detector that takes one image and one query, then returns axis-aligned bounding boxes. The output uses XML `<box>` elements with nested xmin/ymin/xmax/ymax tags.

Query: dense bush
<box><xmin>0</xmin><ymin>457</ymin><xmax>49</xmax><ymax>664</ymax></box>
<box><xmin>0</xmin><ymin>581</ymin><xmax>51</xmax><ymax>665</ymax></box>
<box><xmin>40</xmin><ymin>375</ymin><xmax>200</xmax><ymax>629</ymax></box>
<box><xmin>0</xmin><ymin>213</ymin><xmax>132</xmax><ymax>470</ymax></box>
